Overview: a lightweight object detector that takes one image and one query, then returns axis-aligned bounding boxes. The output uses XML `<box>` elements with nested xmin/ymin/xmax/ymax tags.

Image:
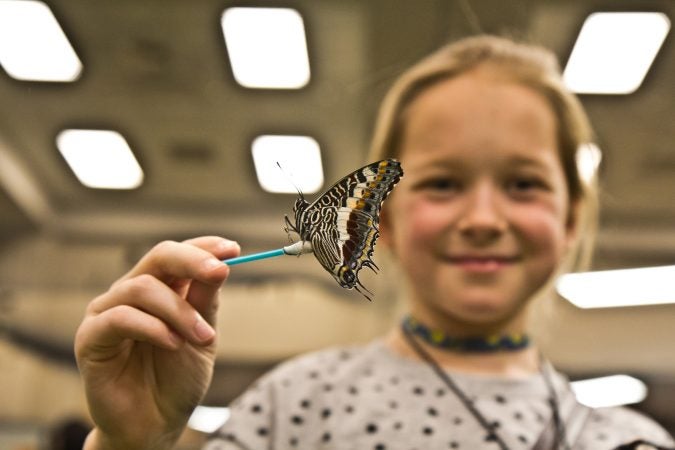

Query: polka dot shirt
<box><xmin>205</xmin><ymin>340</ymin><xmax>674</xmax><ymax>450</ymax></box>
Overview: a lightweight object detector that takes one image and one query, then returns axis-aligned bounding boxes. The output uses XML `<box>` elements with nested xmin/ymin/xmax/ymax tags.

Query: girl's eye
<box><xmin>507</xmin><ymin>178</ymin><xmax>545</xmax><ymax>194</ymax></box>
<box><xmin>420</xmin><ymin>178</ymin><xmax>460</xmax><ymax>192</ymax></box>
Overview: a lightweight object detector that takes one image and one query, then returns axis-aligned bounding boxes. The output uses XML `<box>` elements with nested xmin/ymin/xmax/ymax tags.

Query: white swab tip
<box><xmin>283</xmin><ymin>241</ymin><xmax>313</xmax><ymax>256</ymax></box>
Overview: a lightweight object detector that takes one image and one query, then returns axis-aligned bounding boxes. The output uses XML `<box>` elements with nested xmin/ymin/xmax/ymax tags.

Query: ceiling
<box><xmin>0</xmin><ymin>0</ymin><xmax>674</xmax><ymax>431</ymax></box>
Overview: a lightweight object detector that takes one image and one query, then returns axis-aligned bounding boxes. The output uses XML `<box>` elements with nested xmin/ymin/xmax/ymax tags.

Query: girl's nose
<box><xmin>457</xmin><ymin>181</ymin><xmax>507</xmax><ymax>242</ymax></box>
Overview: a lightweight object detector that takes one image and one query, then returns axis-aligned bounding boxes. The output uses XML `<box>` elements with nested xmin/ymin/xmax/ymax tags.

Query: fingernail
<box><xmin>204</xmin><ymin>258</ymin><xmax>222</xmax><ymax>271</ymax></box>
<box><xmin>221</xmin><ymin>239</ymin><xmax>240</xmax><ymax>252</ymax></box>
<box><xmin>194</xmin><ymin>315</ymin><xmax>215</xmax><ymax>342</ymax></box>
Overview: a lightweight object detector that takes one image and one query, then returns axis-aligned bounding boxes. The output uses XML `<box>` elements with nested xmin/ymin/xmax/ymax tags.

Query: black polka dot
<box><xmin>453</xmin><ymin>417</ymin><xmax>463</xmax><ymax>425</ymax></box>
<box><xmin>436</xmin><ymin>388</ymin><xmax>446</xmax><ymax>397</ymax></box>
<box><xmin>374</xmin><ymin>444</ymin><xmax>386</xmax><ymax>450</ymax></box>
<box><xmin>518</xmin><ymin>435</ymin><xmax>528</xmax><ymax>443</ymax></box>
<box><xmin>323</xmin><ymin>383</ymin><xmax>333</xmax><ymax>392</ymax></box>
<box><xmin>514</xmin><ymin>411</ymin><xmax>524</xmax><ymax>421</ymax></box>
<box><xmin>427</xmin><ymin>407</ymin><xmax>438</xmax><ymax>417</ymax></box>
<box><xmin>485</xmin><ymin>432</ymin><xmax>497</xmax><ymax>442</ymax></box>
<box><xmin>422</xmin><ymin>426</ymin><xmax>434</xmax><ymax>435</ymax></box>
<box><xmin>495</xmin><ymin>394</ymin><xmax>507</xmax><ymax>404</ymax></box>
<box><xmin>413</xmin><ymin>386</ymin><xmax>425</xmax><ymax>395</ymax></box>
<box><xmin>289</xmin><ymin>437</ymin><xmax>299</xmax><ymax>447</ymax></box>
<box><xmin>256</xmin><ymin>427</ymin><xmax>268</xmax><ymax>436</ymax></box>
<box><xmin>348</xmin><ymin>386</ymin><xmax>359</xmax><ymax>395</ymax></box>
<box><xmin>449</xmin><ymin>442</ymin><xmax>459</xmax><ymax>449</ymax></box>
<box><xmin>300</xmin><ymin>399</ymin><xmax>311</xmax><ymax>409</ymax></box>
<box><xmin>250</xmin><ymin>404</ymin><xmax>262</xmax><ymax>414</ymax></box>
<box><xmin>322</xmin><ymin>432</ymin><xmax>331</xmax><ymax>442</ymax></box>
<box><xmin>393</xmin><ymin>421</ymin><xmax>403</xmax><ymax>430</ymax></box>
<box><xmin>308</xmin><ymin>370</ymin><xmax>319</xmax><ymax>379</ymax></box>
<box><xmin>291</xmin><ymin>415</ymin><xmax>304</xmax><ymax>425</ymax></box>
<box><xmin>366</xmin><ymin>423</ymin><xmax>378</xmax><ymax>434</ymax></box>
<box><xmin>321</xmin><ymin>408</ymin><xmax>331</xmax><ymax>419</ymax></box>
<box><xmin>490</xmin><ymin>420</ymin><xmax>501</xmax><ymax>429</ymax></box>
<box><xmin>389</xmin><ymin>400</ymin><xmax>398</xmax><ymax>409</ymax></box>
<box><xmin>345</xmin><ymin>405</ymin><xmax>354</xmax><ymax>414</ymax></box>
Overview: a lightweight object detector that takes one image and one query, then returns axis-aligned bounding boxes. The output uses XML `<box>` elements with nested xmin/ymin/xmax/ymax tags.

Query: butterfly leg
<box><xmin>361</xmin><ymin>259</ymin><xmax>380</xmax><ymax>274</ymax></box>
<box><xmin>283</xmin><ymin>215</ymin><xmax>297</xmax><ymax>243</ymax></box>
<box><xmin>354</xmin><ymin>282</ymin><xmax>373</xmax><ymax>302</ymax></box>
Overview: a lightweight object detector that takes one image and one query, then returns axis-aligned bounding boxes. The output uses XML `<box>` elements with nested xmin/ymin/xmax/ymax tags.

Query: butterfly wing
<box><xmin>295</xmin><ymin>159</ymin><xmax>403</xmax><ymax>300</ymax></box>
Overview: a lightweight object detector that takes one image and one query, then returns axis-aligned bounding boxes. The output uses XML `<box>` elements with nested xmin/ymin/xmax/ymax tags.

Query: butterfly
<box><xmin>284</xmin><ymin>159</ymin><xmax>403</xmax><ymax>300</ymax></box>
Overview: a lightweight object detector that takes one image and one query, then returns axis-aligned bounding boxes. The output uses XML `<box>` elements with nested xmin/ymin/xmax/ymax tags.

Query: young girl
<box><xmin>75</xmin><ymin>36</ymin><xmax>674</xmax><ymax>450</ymax></box>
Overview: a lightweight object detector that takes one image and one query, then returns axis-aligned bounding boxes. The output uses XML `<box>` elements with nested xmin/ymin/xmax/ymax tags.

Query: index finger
<box><xmin>119</xmin><ymin>237</ymin><xmax>240</xmax><ymax>287</ymax></box>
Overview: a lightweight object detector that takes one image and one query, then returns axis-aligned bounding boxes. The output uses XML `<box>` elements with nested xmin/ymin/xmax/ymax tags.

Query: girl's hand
<box><xmin>74</xmin><ymin>236</ymin><xmax>240</xmax><ymax>450</ymax></box>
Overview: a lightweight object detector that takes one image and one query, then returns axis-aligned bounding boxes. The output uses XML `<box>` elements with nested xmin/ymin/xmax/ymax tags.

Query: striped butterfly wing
<box><xmin>289</xmin><ymin>159</ymin><xmax>403</xmax><ymax>300</ymax></box>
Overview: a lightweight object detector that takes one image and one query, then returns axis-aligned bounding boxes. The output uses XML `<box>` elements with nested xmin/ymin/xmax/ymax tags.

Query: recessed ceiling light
<box><xmin>221</xmin><ymin>7</ymin><xmax>310</xmax><ymax>89</ymax></box>
<box><xmin>56</xmin><ymin>129</ymin><xmax>144</xmax><ymax>189</ymax></box>
<box><xmin>0</xmin><ymin>0</ymin><xmax>82</xmax><ymax>82</ymax></box>
<box><xmin>557</xmin><ymin>265</ymin><xmax>675</xmax><ymax>308</ymax></box>
<box><xmin>188</xmin><ymin>406</ymin><xmax>231</xmax><ymax>433</ymax></box>
<box><xmin>563</xmin><ymin>12</ymin><xmax>670</xmax><ymax>94</ymax></box>
<box><xmin>571</xmin><ymin>375</ymin><xmax>647</xmax><ymax>408</ymax></box>
<box><xmin>251</xmin><ymin>135</ymin><xmax>323</xmax><ymax>194</ymax></box>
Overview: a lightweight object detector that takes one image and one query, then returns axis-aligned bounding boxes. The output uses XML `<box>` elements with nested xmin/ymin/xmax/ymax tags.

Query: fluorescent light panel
<box><xmin>252</xmin><ymin>135</ymin><xmax>323</xmax><ymax>193</ymax></box>
<box><xmin>221</xmin><ymin>7</ymin><xmax>310</xmax><ymax>89</ymax></box>
<box><xmin>571</xmin><ymin>375</ymin><xmax>647</xmax><ymax>408</ymax></box>
<box><xmin>188</xmin><ymin>406</ymin><xmax>231</xmax><ymax>433</ymax></box>
<box><xmin>56</xmin><ymin>129</ymin><xmax>144</xmax><ymax>189</ymax></box>
<box><xmin>0</xmin><ymin>0</ymin><xmax>82</xmax><ymax>82</ymax></box>
<box><xmin>557</xmin><ymin>265</ymin><xmax>675</xmax><ymax>309</ymax></box>
<box><xmin>564</xmin><ymin>12</ymin><xmax>670</xmax><ymax>94</ymax></box>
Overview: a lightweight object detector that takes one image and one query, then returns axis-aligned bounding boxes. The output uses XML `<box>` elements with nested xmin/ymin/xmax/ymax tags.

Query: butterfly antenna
<box><xmin>276</xmin><ymin>161</ymin><xmax>304</xmax><ymax>201</ymax></box>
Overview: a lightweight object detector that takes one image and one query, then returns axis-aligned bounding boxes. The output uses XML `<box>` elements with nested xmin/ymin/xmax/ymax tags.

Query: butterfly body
<box><xmin>285</xmin><ymin>159</ymin><xmax>403</xmax><ymax>300</ymax></box>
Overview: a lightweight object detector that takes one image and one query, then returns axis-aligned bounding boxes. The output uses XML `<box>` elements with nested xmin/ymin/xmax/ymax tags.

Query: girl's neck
<box><xmin>386</xmin><ymin>324</ymin><xmax>540</xmax><ymax>379</ymax></box>
<box><xmin>408</xmin><ymin>302</ymin><xmax>530</xmax><ymax>338</ymax></box>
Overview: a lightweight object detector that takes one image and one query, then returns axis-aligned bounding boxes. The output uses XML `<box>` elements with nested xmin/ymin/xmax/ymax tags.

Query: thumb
<box><xmin>185</xmin><ymin>279</ymin><xmax>222</xmax><ymax>328</ymax></box>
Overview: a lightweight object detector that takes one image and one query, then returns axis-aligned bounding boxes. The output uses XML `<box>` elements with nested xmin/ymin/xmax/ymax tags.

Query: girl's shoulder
<box><xmin>581</xmin><ymin>405</ymin><xmax>675</xmax><ymax>448</ymax></box>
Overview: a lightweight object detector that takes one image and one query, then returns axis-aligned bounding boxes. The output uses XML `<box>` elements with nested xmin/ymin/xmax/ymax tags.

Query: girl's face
<box><xmin>381</xmin><ymin>69</ymin><xmax>576</xmax><ymax>333</ymax></box>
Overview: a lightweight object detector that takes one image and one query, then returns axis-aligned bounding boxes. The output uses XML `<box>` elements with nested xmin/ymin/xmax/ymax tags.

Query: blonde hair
<box><xmin>369</xmin><ymin>35</ymin><xmax>598</xmax><ymax>274</ymax></box>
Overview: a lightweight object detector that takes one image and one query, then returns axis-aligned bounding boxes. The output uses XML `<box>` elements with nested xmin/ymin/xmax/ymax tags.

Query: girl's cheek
<box><xmin>402</xmin><ymin>201</ymin><xmax>448</xmax><ymax>243</ymax></box>
<box><xmin>513</xmin><ymin>206</ymin><xmax>569</xmax><ymax>252</ymax></box>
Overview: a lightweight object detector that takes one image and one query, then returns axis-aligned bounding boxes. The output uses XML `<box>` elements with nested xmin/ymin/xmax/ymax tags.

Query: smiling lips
<box><xmin>445</xmin><ymin>255</ymin><xmax>520</xmax><ymax>273</ymax></box>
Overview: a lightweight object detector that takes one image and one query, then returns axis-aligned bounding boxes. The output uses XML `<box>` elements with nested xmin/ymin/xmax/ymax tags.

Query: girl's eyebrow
<box><xmin>504</xmin><ymin>154</ymin><xmax>555</xmax><ymax>171</ymax></box>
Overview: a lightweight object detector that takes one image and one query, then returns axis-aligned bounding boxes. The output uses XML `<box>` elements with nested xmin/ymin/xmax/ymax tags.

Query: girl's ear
<box><xmin>565</xmin><ymin>198</ymin><xmax>582</xmax><ymax>248</ymax></box>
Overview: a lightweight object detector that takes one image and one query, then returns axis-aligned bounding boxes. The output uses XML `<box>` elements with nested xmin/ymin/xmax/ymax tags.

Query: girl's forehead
<box><xmin>405</xmin><ymin>72</ymin><xmax>556</xmax><ymax>130</ymax></box>
<box><xmin>399</xmin><ymin>74</ymin><xmax>559</xmax><ymax>169</ymax></box>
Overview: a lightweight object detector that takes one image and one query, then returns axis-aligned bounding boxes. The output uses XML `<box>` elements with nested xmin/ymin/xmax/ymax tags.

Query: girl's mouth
<box><xmin>445</xmin><ymin>255</ymin><xmax>519</xmax><ymax>273</ymax></box>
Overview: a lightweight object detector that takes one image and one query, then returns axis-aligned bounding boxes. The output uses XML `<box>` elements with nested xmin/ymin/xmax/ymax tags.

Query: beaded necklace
<box><xmin>402</xmin><ymin>315</ymin><xmax>530</xmax><ymax>352</ymax></box>
<box><xmin>401</xmin><ymin>317</ymin><xmax>570</xmax><ymax>450</ymax></box>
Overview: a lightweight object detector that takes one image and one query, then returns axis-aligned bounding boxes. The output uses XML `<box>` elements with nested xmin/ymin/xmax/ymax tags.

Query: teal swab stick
<box><xmin>223</xmin><ymin>248</ymin><xmax>284</xmax><ymax>265</ymax></box>
<box><xmin>223</xmin><ymin>241</ymin><xmax>313</xmax><ymax>266</ymax></box>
